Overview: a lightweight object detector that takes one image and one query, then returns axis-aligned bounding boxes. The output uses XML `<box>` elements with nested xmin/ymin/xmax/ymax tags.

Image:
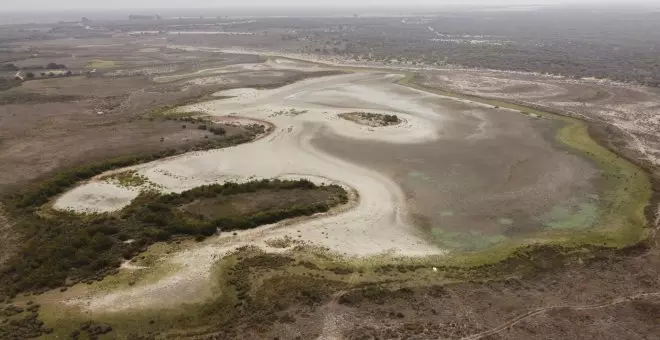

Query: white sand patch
<box><xmin>52</xmin><ymin>182</ymin><xmax>139</xmax><ymax>213</ymax></box>
<box><xmin>138</xmin><ymin>47</ymin><xmax>160</xmax><ymax>53</ymax></box>
<box><xmin>153</xmin><ymin>62</ymin><xmax>273</xmax><ymax>83</ymax></box>
<box><xmin>120</xmin><ymin>260</ymin><xmax>148</xmax><ymax>270</ymax></box>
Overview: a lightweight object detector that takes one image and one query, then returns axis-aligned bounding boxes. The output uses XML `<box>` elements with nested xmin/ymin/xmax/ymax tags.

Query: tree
<box><xmin>46</xmin><ymin>63</ymin><xmax>61</xmax><ymax>70</ymax></box>
<box><xmin>26</xmin><ymin>72</ymin><xmax>35</xmax><ymax>79</ymax></box>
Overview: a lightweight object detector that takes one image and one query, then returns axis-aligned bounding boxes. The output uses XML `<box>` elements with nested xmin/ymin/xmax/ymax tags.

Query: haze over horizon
<box><xmin>2</xmin><ymin>0</ymin><xmax>658</xmax><ymax>11</ymax></box>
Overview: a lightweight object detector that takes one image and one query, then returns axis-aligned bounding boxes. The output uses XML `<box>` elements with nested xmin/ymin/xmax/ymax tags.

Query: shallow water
<box><xmin>313</xmin><ymin>98</ymin><xmax>601</xmax><ymax>251</ymax></box>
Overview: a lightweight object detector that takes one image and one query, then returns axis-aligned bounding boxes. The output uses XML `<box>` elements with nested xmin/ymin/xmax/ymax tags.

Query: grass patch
<box><xmin>99</xmin><ymin>170</ymin><xmax>149</xmax><ymax>188</ymax></box>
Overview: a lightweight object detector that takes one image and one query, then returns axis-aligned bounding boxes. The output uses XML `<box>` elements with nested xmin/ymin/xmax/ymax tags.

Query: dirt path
<box><xmin>460</xmin><ymin>292</ymin><xmax>660</xmax><ymax>340</ymax></box>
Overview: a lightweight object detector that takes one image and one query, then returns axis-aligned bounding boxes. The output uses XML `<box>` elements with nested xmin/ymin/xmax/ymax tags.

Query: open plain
<box><xmin>1</xmin><ymin>5</ymin><xmax>659</xmax><ymax>340</ymax></box>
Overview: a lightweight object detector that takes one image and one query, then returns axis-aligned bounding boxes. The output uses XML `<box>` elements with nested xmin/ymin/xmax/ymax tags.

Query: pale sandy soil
<box><xmin>53</xmin><ymin>182</ymin><xmax>140</xmax><ymax>213</ymax></box>
<box><xmin>53</xmin><ymin>50</ymin><xmax>654</xmax><ymax>313</ymax></box>
<box><xmin>61</xmin><ymin>71</ymin><xmax>452</xmax><ymax>312</ymax></box>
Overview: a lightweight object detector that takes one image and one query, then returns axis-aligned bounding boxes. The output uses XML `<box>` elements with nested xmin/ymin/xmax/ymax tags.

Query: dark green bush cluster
<box><xmin>195</xmin><ymin>123</ymin><xmax>225</xmax><ymax>135</ymax></box>
<box><xmin>0</xmin><ymin>178</ymin><xmax>347</xmax><ymax>298</ymax></box>
<box><xmin>0</xmin><ymin>303</ymin><xmax>51</xmax><ymax>339</ymax></box>
<box><xmin>383</xmin><ymin>114</ymin><xmax>400</xmax><ymax>124</ymax></box>
<box><xmin>342</xmin><ymin>112</ymin><xmax>400</xmax><ymax>126</ymax></box>
<box><xmin>173</xmin><ymin>116</ymin><xmax>207</xmax><ymax>124</ymax></box>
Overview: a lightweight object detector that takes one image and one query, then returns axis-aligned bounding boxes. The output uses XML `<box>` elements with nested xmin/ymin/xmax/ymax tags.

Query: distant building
<box><xmin>128</xmin><ymin>14</ymin><xmax>161</xmax><ymax>21</ymax></box>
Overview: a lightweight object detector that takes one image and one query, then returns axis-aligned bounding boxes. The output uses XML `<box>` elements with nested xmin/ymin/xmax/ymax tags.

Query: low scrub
<box><xmin>0</xmin><ymin>93</ymin><xmax>82</xmax><ymax>105</ymax></box>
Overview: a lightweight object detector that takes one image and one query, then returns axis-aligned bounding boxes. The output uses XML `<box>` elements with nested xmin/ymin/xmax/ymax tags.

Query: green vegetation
<box><xmin>0</xmin><ymin>302</ymin><xmax>52</xmax><ymax>339</ymax></box>
<box><xmin>33</xmin><ymin>240</ymin><xmax>649</xmax><ymax>339</ymax></box>
<box><xmin>99</xmin><ymin>170</ymin><xmax>149</xmax><ymax>188</ymax></box>
<box><xmin>0</xmin><ymin>179</ymin><xmax>347</xmax><ymax>298</ymax></box>
<box><xmin>339</xmin><ymin>112</ymin><xmax>401</xmax><ymax>127</ymax></box>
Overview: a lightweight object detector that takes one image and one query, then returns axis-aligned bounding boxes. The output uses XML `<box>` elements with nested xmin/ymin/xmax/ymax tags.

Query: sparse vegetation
<box><xmin>271</xmin><ymin>108</ymin><xmax>309</xmax><ymax>116</ymax></box>
<box><xmin>0</xmin><ymin>93</ymin><xmax>81</xmax><ymax>105</ymax></box>
<box><xmin>99</xmin><ymin>170</ymin><xmax>149</xmax><ymax>188</ymax></box>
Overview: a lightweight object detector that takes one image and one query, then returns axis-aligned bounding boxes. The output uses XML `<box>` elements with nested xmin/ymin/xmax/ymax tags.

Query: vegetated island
<box><xmin>339</xmin><ymin>112</ymin><xmax>401</xmax><ymax>127</ymax></box>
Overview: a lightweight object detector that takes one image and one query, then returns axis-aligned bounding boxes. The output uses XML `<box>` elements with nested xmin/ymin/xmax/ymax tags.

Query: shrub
<box><xmin>209</xmin><ymin>126</ymin><xmax>226</xmax><ymax>135</ymax></box>
<box><xmin>383</xmin><ymin>114</ymin><xmax>400</xmax><ymax>124</ymax></box>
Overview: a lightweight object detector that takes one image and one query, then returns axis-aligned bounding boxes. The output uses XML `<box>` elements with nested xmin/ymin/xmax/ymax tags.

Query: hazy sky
<box><xmin>2</xmin><ymin>0</ymin><xmax>655</xmax><ymax>11</ymax></box>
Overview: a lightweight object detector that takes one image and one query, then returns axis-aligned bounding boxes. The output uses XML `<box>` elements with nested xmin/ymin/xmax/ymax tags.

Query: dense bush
<box><xmin>0</xmin><ymin>178</ymin><xmax>347</xmax><ymax>298</ymax></box>
<box><xmin>45</xmin><ymin>63</ymin><xmax>66</xmax><ymax>70</ymax></box>
<box><xmin>383</xmin><ymin>114</ymin><xmax>400</xmax><ymax>124</ymax></box>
